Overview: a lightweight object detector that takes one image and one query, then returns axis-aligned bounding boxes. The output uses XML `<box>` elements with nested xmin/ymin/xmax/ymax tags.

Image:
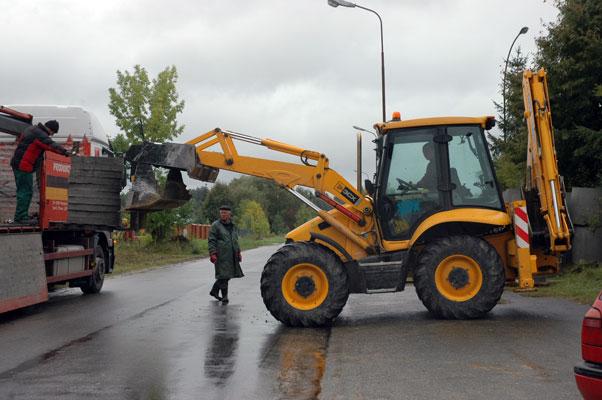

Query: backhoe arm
<box><xmin>522</xmin><ymin>69</ymin><xmax>572</xmax><ymax>253</ymax></box>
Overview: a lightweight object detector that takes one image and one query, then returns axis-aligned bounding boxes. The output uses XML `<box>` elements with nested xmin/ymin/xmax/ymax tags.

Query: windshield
<box><xmin>447</xmin><ymin>126</ymin><xmax>502</xmax><ymax>208</ymax></box>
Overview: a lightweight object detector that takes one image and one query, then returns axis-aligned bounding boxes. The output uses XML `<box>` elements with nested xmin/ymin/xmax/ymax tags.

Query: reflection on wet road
<box><xmin>0</xmin><ymin>245</ymin><xmax>331</xmax><ymax>400</ymax></box>
<box><xmin>257</xmin><ymin>327</ymin><xmax>328</xmax><ymax>400</ymax></box>
<box><xmin>0</xmin><ymin>244</ymin><xmax>588</xmax><ymax>399</ymax></box>
<box><xmin>204</xmin><ymin>304</ymin><xmax>240</xmax><ymax>387</ymax></box>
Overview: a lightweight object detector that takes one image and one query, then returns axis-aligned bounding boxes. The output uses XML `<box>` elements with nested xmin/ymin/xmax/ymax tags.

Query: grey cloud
<box><xmin>1</xmin><ymin>0</ymin><xmax>558</xmax><ymax>185</ymax></box>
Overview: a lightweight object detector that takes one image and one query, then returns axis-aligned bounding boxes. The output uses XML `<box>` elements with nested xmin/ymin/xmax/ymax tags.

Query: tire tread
<box><xmin>261</xmin><ymin>242</ymin><xmax>348</xmax><ymax>327</ymax></box>
<box><xmin>414</xmin><ymin>235</ymin><xmax>505</xmax><ymax>319</ymax></box>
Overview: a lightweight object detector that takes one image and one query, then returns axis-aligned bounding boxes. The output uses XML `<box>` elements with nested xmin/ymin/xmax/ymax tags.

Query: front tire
<box><xmin>261</xmin><ymin>242</ymin><xmax>349</xmax><ymax>327</ymax></box>
<box><xmin>414</xmin><ymin>235</ymin><xmax>505</xmax><ymax>319</ymax></box>
<box><xmin>81</xmin><ymin>244</ymin><xmax>106</xmax><ymax>294</ymax></box>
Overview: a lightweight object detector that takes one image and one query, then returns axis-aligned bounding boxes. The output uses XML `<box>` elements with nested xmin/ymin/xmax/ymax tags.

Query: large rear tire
<box><xmin>414</xmin><ymin>235</ymin><xmax>504</xmax><ymax>319</ymax></box>
<box><xmin>81</xmin><ymin>244</ymin><xmax>106</xmax><ymax>294</ymax></box>
<box><xmin>261</xmin><ymin>242</ymin><xmax>349</xmax><ymax>327</ymax></box>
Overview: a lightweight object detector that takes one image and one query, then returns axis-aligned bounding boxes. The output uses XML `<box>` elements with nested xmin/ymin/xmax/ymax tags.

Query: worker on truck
<box><xmin>10</xmin><ymin>120</ymin><xmax>69</xmax><ymax>224</ymax></box>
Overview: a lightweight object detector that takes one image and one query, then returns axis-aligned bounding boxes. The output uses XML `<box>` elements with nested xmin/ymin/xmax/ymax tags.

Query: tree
<box><xmin>535</xmin><ymin>0</ymin><xmax>602</xmax><ymax>187</ymax></box>
<box><xmin>142</xmin><ymin>171</ymin><xmax>189</xmax><ymax>241</ymax></box>
<box><xmin>109</xmin><ymin>133</ymin><xmax>130</xmax><ymax>156</ymax></box>
<box><xmin>200</xmin><ymin>182</ymin><xmax>233</xmax><ymax>223</ymax></box>
<box><xmin>491</xmin><ymin>49</ymin><xmax>528</xmax><ymax>156</ymax></box>
<box><xmin>108</xmin><ymin>65</ymin><xmax>186</xmax><ymax>242</ymax></box>
<box><xmin>108</xmin><ymin>65</ymin><xmax>185</xmax><ymax>146</ymax></box>
<box><xmin>270</xmin><ymin>214</ymin><xmax>288</xmax><ymax>234</ymax></box>
<box><xmin>238</xmin><ymin>200</ymin><xmax>270</xmax><ymax>239</ymax></box>
<box><xmin>490</xmin><ymin>50</ymin><xmax>529</xmax><ymax>189</ymax></box>
<box><xmin>294</xmin><ymin>205</ymin><xmax>316</xmax><ymax>227</ymax></box>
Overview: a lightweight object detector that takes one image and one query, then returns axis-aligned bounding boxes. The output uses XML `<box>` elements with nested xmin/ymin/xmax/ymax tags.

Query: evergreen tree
<box><xmin>491</xmin><ymin>49</ymin><xmax>529</xmax><ymax>189</ymax></box>
<box><xmin>535</xmin><ymin>0</ymin><xmax>602</xmax><ymax>187</ymax></box>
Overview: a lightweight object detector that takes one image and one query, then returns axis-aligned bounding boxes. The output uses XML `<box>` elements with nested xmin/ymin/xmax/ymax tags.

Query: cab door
<box><xmin>375</xmin><ymin>127</ymin><xmax>446</xmax><ymax>241</ymax></box>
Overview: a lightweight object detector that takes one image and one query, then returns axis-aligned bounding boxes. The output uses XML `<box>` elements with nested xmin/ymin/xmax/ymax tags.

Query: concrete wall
<box><xmin>567</xmin><ymin>187</ymin><xmax>602</xmax><ymax>264</ymax></box>
<box><xmin>503</xmin><ymin>186</ymin><xmax>602</xmax><ymax>264</ymax></box>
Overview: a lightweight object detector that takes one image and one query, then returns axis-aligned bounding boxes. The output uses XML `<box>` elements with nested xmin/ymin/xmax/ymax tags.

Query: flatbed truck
<box><xmin>0</xmin><ymin>105</ymin><xmax>123</xmax><ymax>313</ymax></box>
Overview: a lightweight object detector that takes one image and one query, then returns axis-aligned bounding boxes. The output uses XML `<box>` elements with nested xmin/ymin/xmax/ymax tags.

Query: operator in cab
<box><xmin>416</xmin><ymin>142</ymin><xmax>471</xmax><ymax>198</ymax></box>
<box><xmin>10</xmin><ymin>120</ymin><xmax>69</xmax><ymax>224</ymax></box>
<box><xmin>416</xmin><ymin>142</ymin><xmax>437</xmax><ymax>191</ymax></box>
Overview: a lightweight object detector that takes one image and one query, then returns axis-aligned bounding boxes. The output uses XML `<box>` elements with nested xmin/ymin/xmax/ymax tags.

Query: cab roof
<box><xmin>4</xmin><ymin>105</ymin><xmax>109</xmax><ymax>145</ymax></box>
<box><xmin>375</xmin><ymin>116</ymin><xmax>494</xmax><ymax>134</ymax></box>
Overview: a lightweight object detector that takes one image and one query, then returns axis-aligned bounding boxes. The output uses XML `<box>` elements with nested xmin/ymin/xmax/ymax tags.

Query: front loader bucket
<box><xmin>124</xmin><ymin>164</ymin><xmax>191</xmax><ymax>211</ymax></box>
<box><xmin>124</xmin><ymin>163</ymin><xmax>160</xmax><ymax>210</ymax></box>
<box><xmin>124</xmin><ymin>141</ymin><xmax>219</xmax><ymax>211</ymax></box>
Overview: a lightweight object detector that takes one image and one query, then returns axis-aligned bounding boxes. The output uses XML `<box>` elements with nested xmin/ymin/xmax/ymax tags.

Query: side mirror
<box><xmin>364</xmin><ymin>179</ymin><xmax>375</xmax><ymax>196</ymax></box>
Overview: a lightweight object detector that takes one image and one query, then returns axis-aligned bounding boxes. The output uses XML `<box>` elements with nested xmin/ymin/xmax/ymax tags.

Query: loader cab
<box><xmin>374</xmin><ymin>117</ymin><xmax>504</xmax><ymax>241</ymax></box>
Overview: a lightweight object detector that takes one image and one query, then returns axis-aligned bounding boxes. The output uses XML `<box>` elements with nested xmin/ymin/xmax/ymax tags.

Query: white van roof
<box><xmin>5</xmin><ymin>105</ymin><xmax>109</xmax><ymax>146</ymax></box>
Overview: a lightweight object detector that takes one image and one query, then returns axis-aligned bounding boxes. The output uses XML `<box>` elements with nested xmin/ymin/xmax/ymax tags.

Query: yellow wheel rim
<box><xmin>282</xmin><ymin>263</ymin><xmax>329</xmax><ymax>311</ymax></box>
<box><xmin>435</xmin><ymin>255</ymin><xmax>483</xmax><ymax>302</ymax></box>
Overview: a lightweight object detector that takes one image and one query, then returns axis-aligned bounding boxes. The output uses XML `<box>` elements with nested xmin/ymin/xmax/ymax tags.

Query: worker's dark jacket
<box><xmin>208</xmin><ymin>219</ymin><xmax>244</xmax><ymax>280</ymax></box>
<box><xmin>11</xmin><ymin>123</ymin><xmax>68</xmax><ymax>173</ymax></box>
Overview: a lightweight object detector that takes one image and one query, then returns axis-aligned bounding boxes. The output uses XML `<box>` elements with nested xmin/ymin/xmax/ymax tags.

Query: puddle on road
<box><xmin>255</xmin><ymin>327</ymin><xmax>330</xmax><ymax>400</ymax></box>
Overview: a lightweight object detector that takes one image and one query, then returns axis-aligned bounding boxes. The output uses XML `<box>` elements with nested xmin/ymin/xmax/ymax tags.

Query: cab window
<box><xmin>447</xmin><ymin>126</ymin><xmax>502</xmax><ymax>209</ymax></box>
<box><xmin>378</xmin><ymin>128</ymin><xmax>443</xmax><ymax>240</ymax></box>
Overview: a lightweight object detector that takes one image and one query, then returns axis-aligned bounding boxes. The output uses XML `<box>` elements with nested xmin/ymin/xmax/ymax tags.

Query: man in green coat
<box><xmin>208</xmin><ymin>205</ymin><xmax>243</xmax><ymax>304</ymax></box>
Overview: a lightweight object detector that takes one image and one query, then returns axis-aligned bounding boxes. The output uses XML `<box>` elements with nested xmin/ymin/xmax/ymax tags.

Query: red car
<box><xmin>575</xmin><ymin>291</ymin><xmax>602</xmax><ymax>399</ymax></box>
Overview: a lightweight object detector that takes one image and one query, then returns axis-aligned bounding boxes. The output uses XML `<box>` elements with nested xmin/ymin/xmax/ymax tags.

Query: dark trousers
<box><xmin>13</xmin><ymin>167</ymin><xmax>33</xmax><ymax>222</ymax></box>
<box><xmin>211</xmin><ymin>279</ymin><xmax>229</xmax><ymax>297</ymax></box>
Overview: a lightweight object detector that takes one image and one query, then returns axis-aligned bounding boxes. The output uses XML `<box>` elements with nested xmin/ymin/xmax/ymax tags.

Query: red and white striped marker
<box><xmin>514</xmin><ymin>206</ymin><xmax>530</xmax><ymax>248</ymax></box>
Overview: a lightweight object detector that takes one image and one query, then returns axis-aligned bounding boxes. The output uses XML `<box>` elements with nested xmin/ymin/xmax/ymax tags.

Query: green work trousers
<box><xmin>13</xmin><ymin>167</ymin><xmax>33</xmax><ymax>222</ymax></box>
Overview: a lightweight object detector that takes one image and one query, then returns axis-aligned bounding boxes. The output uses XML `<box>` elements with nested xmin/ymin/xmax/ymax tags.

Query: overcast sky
<box><xmin>1</xmin><ymin>0</ymin><xmax>559</xmax><ymax>185</ymax></box>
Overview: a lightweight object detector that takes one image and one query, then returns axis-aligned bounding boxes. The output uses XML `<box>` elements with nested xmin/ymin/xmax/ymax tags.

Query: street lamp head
<box><xmin>328</xmin><ymin>0</ymin><xmax>356</xmax><ymax>8</ymax></box>
<box><xmin>520</xmin><ymin>26</ymin><xmax>529</xmax><ymax>35</ymax></box>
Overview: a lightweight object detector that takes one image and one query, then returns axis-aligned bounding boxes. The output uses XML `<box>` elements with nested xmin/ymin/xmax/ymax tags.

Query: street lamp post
<box><xmin>328</xmin><ymin>0</ymin><xmax>386</xmax><ymax>122</ymax></box>
<box><xmin>502</xmin><ymin>26</ymin><xmax>528</xmax><ymax>142</ymax></box>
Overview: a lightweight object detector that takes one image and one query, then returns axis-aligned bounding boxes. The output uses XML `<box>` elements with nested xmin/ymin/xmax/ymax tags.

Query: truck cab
<box><xmin>0</xmin><ymin>105</ymin><xmax>112</xmax><ymax>156</ymax></box>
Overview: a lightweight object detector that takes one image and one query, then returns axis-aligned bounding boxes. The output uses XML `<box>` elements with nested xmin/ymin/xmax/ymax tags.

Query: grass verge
<box><xmin>524</xmin><ymin>262</ymin><xmax>602</xmax><ymax>304</ymax></box>
<box><xmin>114</xmin><ymin>235</ymin><xmax>284</xmax><ymax>275</ymax></box>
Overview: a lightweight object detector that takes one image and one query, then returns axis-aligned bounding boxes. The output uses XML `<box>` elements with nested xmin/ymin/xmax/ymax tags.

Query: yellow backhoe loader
<box><xmin>124</xmin><ymin>68</ymin><xmax>572</xmax><ymax>327</ymax></box>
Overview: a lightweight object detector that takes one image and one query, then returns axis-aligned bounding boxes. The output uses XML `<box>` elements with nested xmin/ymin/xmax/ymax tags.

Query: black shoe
<box><xmin>220</xmin><ymin>288</ymin><xmax>229</xmax><ymax>304</ymax></box>
<box><xmin>209</xmin><ymin>289</ymin><xmax>222</xmax><ymax>301</ymax></box>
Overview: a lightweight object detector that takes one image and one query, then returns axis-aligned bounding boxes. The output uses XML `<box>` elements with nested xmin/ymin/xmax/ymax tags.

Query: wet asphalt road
<box><xmin>0</xmin><ymin>244</ymin><xmax>588</xmax><ymax>400</ymax></box>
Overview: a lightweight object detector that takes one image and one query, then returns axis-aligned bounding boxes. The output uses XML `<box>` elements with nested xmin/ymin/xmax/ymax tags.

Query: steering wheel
<box><xmin>396</xmin><ymin>178</ymin><xmax>418</xmax><ymax>192</ymax></box>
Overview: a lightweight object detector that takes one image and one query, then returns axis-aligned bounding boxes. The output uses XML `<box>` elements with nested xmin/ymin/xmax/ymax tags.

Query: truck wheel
<box><xmin>261</xmin><ymin>242</ymin><xmax>349</xmax><ymax>327</ymax></box>
<box><xmin>414</xmin><ymin>235</ymin><xmax>504</xmax><ymax>319</ymax></box>
<box><xmin>81</xmin><ymin>244</ymin><xmax>106</xmax><ymax>294</ymax></box>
